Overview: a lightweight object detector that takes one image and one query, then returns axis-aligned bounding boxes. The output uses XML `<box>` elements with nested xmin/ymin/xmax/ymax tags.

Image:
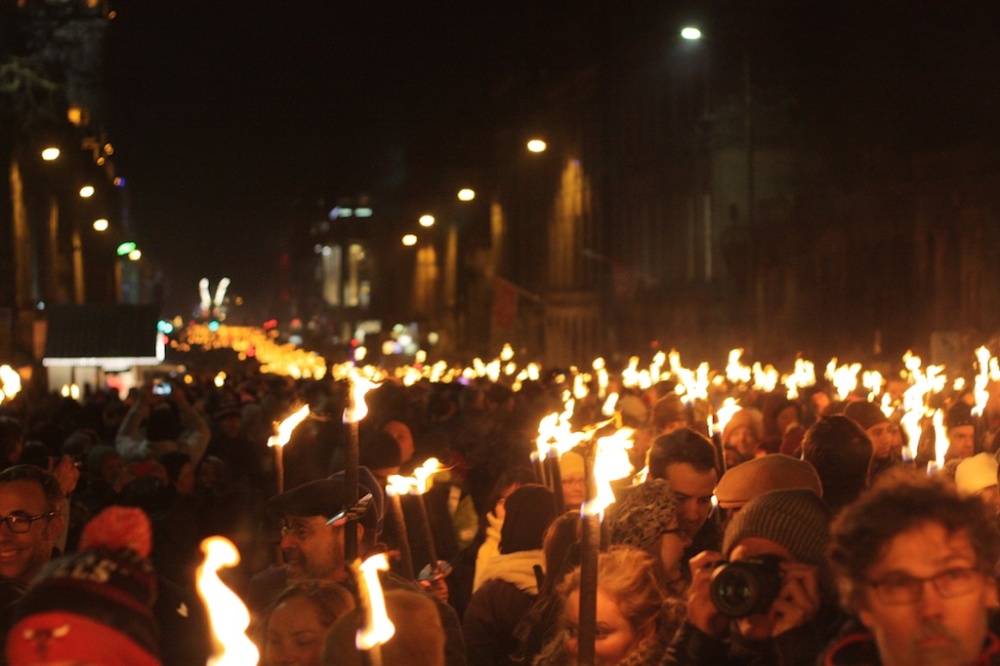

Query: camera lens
<box><xmin>709</xmin><ymin>556</ymin><xmax>783</xmax><ymax>618</ymax></box>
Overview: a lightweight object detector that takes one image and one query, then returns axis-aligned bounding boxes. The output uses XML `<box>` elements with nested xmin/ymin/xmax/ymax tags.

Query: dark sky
<box><xmin>100</xmin><ymin>1</ymin><xmax>1000</xmax><ymax>317</ymax></box>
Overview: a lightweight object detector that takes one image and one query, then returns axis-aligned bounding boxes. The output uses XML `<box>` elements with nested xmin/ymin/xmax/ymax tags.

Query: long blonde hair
<box><xmin>558</xmin><ymin>546</ymin><xmax>666</xmax><ymax>635</ymax></box>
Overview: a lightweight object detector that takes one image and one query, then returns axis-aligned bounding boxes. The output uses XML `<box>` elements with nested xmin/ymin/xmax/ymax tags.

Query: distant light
<box><xmin>427</xmin><ymin>331</ymin><xmax>440</xmax><ymax>345</ymax></box>
<box><xmin>340</xmin><ymin>208</ymin><xmax>354</xmax><ymax>218</ymax></box>
<box><xmin>681</xmin><ymin>26</ymin><xmax>702</xmax><ymax>40</ymax></box>
<box><xmin>355</xmin><ymin>207</ymin><xmax>373</xmax><ymax>217</ymax></box>
<box><xmin>208</xmin><ymin>321</ymin><xmax>220</xmax><ymax>332</ymax></box>
<box><xmin>104</xmin><ymin>142</ymin><xmax>114</xmax><ymax>155</ymax></box>
<box><xmin>116</xmin><ymin>241</ymin><xmax>137</xmax><ymax>256</ymax></box>
<box><xmin>93</xmin><ymin>218</ymin><xmax>109</xmax><ymax>232</ymax></box>
<box><xmin>128</xmin><ymin>249</ymin><xmax>142</xmax><ymax>261</ymax></box>
<box><xmin>527</xmin><ymin>139</ymin><xmax>547</xmax><ymax>153</ymax></box>
<box><xmin>157</xmin><ymin>320</ymin><xmax>175</xmax><ymax>334</ymax></box>
<box><xmin>321</xmin><ymin>245</ymin><xmax>332</xmax><ymax>256</ymax></box>
<box><xmin>402</xmin><ymin>234</ymin><xmax>417</xmax><ymax>246</ymax></box>
<box><xmin>419</xmin><ymin>214</ymin><xmax>435</xmax><ymax>228</ymax></box>
<box><xmin>79</xmin><ymin>185</ymin><xmax>95</xmax><ymax>198</ymax></box>
<box><xmin>41</xmin><ymin>147</ymin><xmax>60</xmax><ymax>161</ymax></box>
<box><xmin>114</xmin><ymin>177</ymin><xmax>126</xmax><ymax>187</ymax></box>
<box><xmin>457</xmin><ymin>188</ymin><xmax>476</xmax><ymax>202</ymax></box>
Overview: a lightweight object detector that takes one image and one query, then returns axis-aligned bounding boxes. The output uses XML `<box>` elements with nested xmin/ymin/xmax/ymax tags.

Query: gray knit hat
<box><xmin>723</xmin><ymin>489</ymin><xmax>831</xmax><ymax>566</ymax></box>
<box><xmin>606</xmin><ymin>479</ymin><xmax>680</xmax><ymax>552</ymax></box>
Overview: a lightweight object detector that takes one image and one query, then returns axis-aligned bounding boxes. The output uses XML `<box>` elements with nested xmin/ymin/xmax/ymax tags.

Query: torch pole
<box><xmin>547</xmin><ymin>445</ymin><xmax>565</xmax><ymax>514</ymax></box>
<box><xmin>274</xmin><ymin>444</ymin><xmax>285</xmax><ymax>495</ymax></box>
<box><xmin>344</xmin><ymin>381</ymin><xmax>360</xmax><ymax>562</ymax></box>
<box><xmin>577</xmin><ymin>438</ymin><xmax>600</xmax><ymax>665</ymax></box>
<box><xmin>387</xmin><ymin>492</ymin><xmax>415</xmax><ymax>580</ymax></box>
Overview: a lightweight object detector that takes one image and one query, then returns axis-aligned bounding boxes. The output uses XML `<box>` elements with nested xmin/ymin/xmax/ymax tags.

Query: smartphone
<box><xmin>152</xmin><ymin>380</ymin><xmax>172</xmax><ymax>396</ymax></box>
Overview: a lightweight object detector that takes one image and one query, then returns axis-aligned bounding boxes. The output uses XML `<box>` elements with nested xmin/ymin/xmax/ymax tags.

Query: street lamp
<box><xmin>92</xmin><ymin>218</ymin><xmax>109</xmax><ymax>232</ymax></box>
<box><xmin>457</xmin><ymin>188</ymin><xmax>475</xmax><ymax>202</ymax></box>
<box><xmin>418</xmin><ymin>214</ymin><xmax>435</xmax><ymax>228</ymax></box>
<box><xmin>41</xmin><ymin>147</ymin><xmax>60</xmax><ymax>161</ymax></box>
<box><xmin>79</xmin><ymin>185</ymin><xmax>95</xmax><ymax>198</ymax></box>
<box><xmin>402</xmin><ymin>234</ymin><xmax>417</xmax><ymax>247</ymax></box>
<box><xmin>680</xmin><ymin>26</ymin><xmax>702</xmax><ymax>40</ymax></box>
<box><xmin>526</xmin><ymin>138</ymin><xmax>547</xmax><ymax>153</ymax></box>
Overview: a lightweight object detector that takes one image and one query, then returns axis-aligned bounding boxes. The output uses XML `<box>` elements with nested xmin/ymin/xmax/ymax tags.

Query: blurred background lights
<box><xmin>402</xmin><ymin>234</ymin><xmax>417</xmax><ymax>246</ymax></box>
<box><xmin>41</xmin><ymin>147</ymin><xmax>60</xmax><ymax>161</ymax></box>
<box><xmin>527</xmin><ymin>138</ymin><xmax>547</xmax><ymax>153</ymax></box>
<box><xmin>418</xmin><ymin>214</ymin><xmax>435</xmax><ymax>228</ymax></box>
<box><xmin>79</xmin><ymin>185</ymin><xmax>95</xmax><ymax>198</ymax></box>
<box><xmin>680</xmin><ymin>26</ymin><xmax>702</xmax><ymax>40</ymax></box>
<box><xmin>92</xmin><ymin>218</ymin><xmax>109</xmax><ymax>232</ymax></box>
<box><xmin>457</xmin><ymin>188</ymin><xmax>475</xmax><ymax>201</ymax></box>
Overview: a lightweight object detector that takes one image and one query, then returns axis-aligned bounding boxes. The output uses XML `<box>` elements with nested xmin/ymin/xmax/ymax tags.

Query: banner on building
<box><xmin>492</xmin><ymin>276</ymin><xmax>519</xmax><ymax>328</ymax></box>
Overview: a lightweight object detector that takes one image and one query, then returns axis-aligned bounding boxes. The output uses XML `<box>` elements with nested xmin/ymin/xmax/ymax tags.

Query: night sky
<box><xmin>100</xmin><ymin>1</ymin><xmax>1000</xmax><ymax>317</ymax></box>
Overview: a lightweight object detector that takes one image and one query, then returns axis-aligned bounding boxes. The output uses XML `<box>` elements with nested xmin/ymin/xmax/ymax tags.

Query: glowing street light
<box><xmin>527</xmin><ymin>138</ymin><xmax>547</xmax><ymax>153</ymax></box>
<box><xmin>79</xmin><ymin>185</ymin><xmax>95</xmax><ymax>198</ymax></box>
<box><xmin>418</xmin><ymin>214</ymin><xmax>435</xmax><ymax>228</ymax></box>
<box><xmin>680</xmin><ymin>26</ymin><xmax>702</xmax><ymax>40</ymax></box>
<box><xmin>402</xmin><ymin>234</ymin><xmax>417</xmax><ymax>247</ymax></box>
<box><xmin>41</xmin><ymin>147</ymin><xmax>60</xmax><ymax>161</ymax></box>
<box><xmin>93</xmin><ymin>218</ymin><xmax>109</xmax><ymax>232</ymax></box>
<box><xmin>128</xmin><ymin>249</ymin><xmax>142</xmax><ymax>261</ymax></box>
<box><xmin>457</xmin><ymin>188</ymin><xmax>476</xmax><ymax>202</ymax></box>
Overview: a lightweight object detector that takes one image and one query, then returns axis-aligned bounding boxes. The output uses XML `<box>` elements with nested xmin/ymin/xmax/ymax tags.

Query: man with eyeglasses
<box><xmin>0</xmin><ymin>465</ymin><xmax>65</xmax><ymax>607</ymax></box>
<box><xmin>826</xmin><ymin>471</ymin><xmax>1000</xmax><ymax>665</ymax></box>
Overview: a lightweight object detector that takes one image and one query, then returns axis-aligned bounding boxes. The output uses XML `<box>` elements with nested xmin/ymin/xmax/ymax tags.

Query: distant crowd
<box><xmin>0</xmin><ymin>365</ymin><xmax>998</xmax><ymax>665</ymax></box>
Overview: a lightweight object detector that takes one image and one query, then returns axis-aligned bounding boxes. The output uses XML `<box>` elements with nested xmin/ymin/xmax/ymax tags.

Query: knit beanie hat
<box><xmin>722</xmin><ymin>408</ymin><xmax>764</xmax><ymax>445</ymax></box>
<box><xmin>558</xmin><ymin>450</ymin><xmax>584</xmax><ymax>477</ymax></box>
<box><xmin>6</xmin><ymin>506</ymin><xmax>161</xmax><ymax>666</ymax></box>
<box><xmin>946</xmin><ymin>401</ymin><xmax>976</xmax><ymax>430</ymax></box>
<box><xmin>843</xmin><ymin>400</ymin><xmax>889</xmax><ymax>432</ymax></box>
<box><xmin>715</xmin><ymin>454</ymin><xmax>823</xmax><ymax>509</ymax></box>
<box><xmin>955</xmin><ymin>452</ymin><xmax>1000</xmax><ymax>496</ymax></box>
<box><xmin>606</xmin><ymin>479</ymin><xmax>680</xmax><ymax>552</ymax></box>
<box><xmin>500</xmin><ymin>484</ymin><xmax>556</xmax><ymax>554</ymax></box>
<box><xmin>723</xmin><ymin>489</ymin><xmax>831</xmax><ymax>567</ymax></box>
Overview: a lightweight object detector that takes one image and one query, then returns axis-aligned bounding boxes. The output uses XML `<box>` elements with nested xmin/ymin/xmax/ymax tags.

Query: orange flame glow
<box><xmin>582</xmin><ymin>428</ymin><xmax>634</xmax><ymax>518</ymax></box>
<box><xmin>354</xmin><ymin>553</ymin><xmax>396</xmax><ymax>650</ymax></box>
<box><xmin>344</xmin><ymin>372</ymin><xmax>381</xmax><ymax>424</ymax></box>
<box><xmin>268</xmin><ymin>404</ymin><xmax>310</xmax><ymax>449</ymax></box>
<box><xmin>197</xmin><ymin>537</ymin><xmax>259</xmax><ymax>666</ymax></box>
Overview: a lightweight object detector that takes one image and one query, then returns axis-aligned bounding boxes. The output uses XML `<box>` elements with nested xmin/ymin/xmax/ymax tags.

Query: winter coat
<box><xmin>821</xmin><ymin>623</ymin><xmax>1000</xmax><ymax>666</ymax></box>
<box><xmin>463</xmin><ymin>550</ymin><xmax>544</xmax><ymax>666</ymax></box>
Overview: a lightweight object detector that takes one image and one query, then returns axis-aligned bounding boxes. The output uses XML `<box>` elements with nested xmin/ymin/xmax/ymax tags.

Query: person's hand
<box><xmin>768</xmin><ymin>562</ymin><xmax>821</xmax><ymax>637</ymax></box>
<box><xmin>422</xmin><ymin>576</ymin><xmax>449</xmax><ymax>604</ymax></box>
<box><xmin>51</xmin><ymin>454</ymin><xmax>81</xmax><ymax>497</ymax></box>
<box><xmin>687</xmin><ymin>550</ymin><xmax>728</xmax><ymax>638</ymax></box>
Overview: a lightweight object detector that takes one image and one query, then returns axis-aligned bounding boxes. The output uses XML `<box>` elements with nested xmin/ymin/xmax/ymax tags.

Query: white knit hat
<box><xmin>955</xmin><ymin>452</ymin><xmax>999</xmax><ymax>496</ymax></box>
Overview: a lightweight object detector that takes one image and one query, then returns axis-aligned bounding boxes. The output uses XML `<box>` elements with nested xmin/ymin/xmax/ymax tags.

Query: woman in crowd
<box><xmin>259</xmin><ymin>581</ymin><xmax>356</xmax><ymax>666</ymax></box>
<box><xmin>535</xmin><ymin>546</ymin><xmax>671</xmax><ymax>666</ymax></box>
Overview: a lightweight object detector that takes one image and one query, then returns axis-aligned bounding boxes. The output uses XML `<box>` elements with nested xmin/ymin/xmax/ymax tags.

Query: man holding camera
<box><xmin>663</xmin><ymin>488</ymin><xmax>843</xmax><ymax>665</ymax></box>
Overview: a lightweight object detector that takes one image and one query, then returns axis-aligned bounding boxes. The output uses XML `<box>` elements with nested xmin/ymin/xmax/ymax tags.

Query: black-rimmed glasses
<box><xmin>0</xmin><ymin>511</ymin><xmax>57</xmax><ymax>534</ymax></box>
<box><xmin>868</xmin><ymin>567</ymin><xmax>983</xmax><ymax>605</ymax></box>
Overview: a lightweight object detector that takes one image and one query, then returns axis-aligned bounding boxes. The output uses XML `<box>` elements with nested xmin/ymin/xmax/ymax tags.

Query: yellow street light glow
<box><xmin>402</xmin><ymin>234</ymin><xmax>417</xmax><ymax>246</ymax></box>
<box><xmin>41</xmin><ymin>147</ymin><xmax>60</xmax><ymax>161</ymax></box>
<box><xmin>93</xmin><ymin>218</ymin><xmax>109</xmax><ymax>232</ymax></box>
<box><xmin>527</xmin><ymin>139</ymin><xmax>547</xmax><ymax>153</ymax></box>
<box><xmin>681</xmin><ymin>26</ymin><xmax>702</xmax><ymax>40</ymax></box>
<box><xmin>128</xmin><ymin>249</ymin><xmax>142</xmax><ymax>261</ymax></box>
<box><xmin>419</xmin><ymin>214</ymin><xmax>435</xmax><ymax>228</ymax></box>
<box><xmin>457</xmin><ymin>188</ymin><xmax>476</xmax><ymax>202</ymax></box>
<box><xmin>79</xmin><ymin>185</ymin><xmax>95</xmax><ymax>198</ymax></box>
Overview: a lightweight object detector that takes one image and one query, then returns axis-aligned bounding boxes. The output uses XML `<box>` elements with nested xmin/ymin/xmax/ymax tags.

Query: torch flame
<box><xmin>268</xmin><ymin>404</ymin><xmax>310</xmax><ymax>449</ymax></box>
<box><xmin>354</xmin><ymin>553</ymin><xmax>396</xmax><ymax>650</ymax></box>
<box><xmin>344</xmin><ymin>372</ymin><xmax>381</xmax><ymax>424</ymax></box>
<box><xmin>582</xmin><ymin>428</ymin><xmax>634</xmax><ymax>518</ymax></box>
<box><xmin>973</xmin><ymin>346</ymin><xmax>993</xmax><ymax>417</ymax></box>
<box><xmin>932</xmin><ymin>408</ymin><xmax>948</xmax><ymax>469</ymax></box>
<box><xmin>0</xmin><ymin>365</ymin><xmax>20</xmax><ymax>405</ymax></box>
<box><xmin>714</xmin><ymin>399</ymin><xmax>741</xmax><ymax>437</ymax></box>
<box><xmin>197</xmin><ymin>537</ymin><xmax>259</xmax><ymax>666</ymax></box>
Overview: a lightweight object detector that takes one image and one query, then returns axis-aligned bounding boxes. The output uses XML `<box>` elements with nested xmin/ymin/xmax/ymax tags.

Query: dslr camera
<box><xmin>709</xmin><ymin>554</ymin><xmax>784</xmax><ymax>618</ymax></box>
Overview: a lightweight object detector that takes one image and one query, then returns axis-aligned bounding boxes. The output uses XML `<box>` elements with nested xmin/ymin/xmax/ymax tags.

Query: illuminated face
<box><xmin>726</xmin><ymin>426</ymin><xmax>758</xmax><ymax>457</ymax></box>
<box><xmin>859</xmin><ymin>523</ymin><xmax>997</xmax><ymax>666</ymax></box>
<box><xmin>564</xmin><ymin>589</ymin><xmax>648</xmax><ymax>666</ymax></box>
<box><xmin>729</xmin><ymin>537</ymin><xmax>795</xmax><ymax>642</ymax></box>
<box><xmin>265</xmin><ymin>595</ymin><xmax>327</xmax><ymax>666</ymax></box>
<box><xmin>562</xmin><ymin>473</ymin><xmax>586</xmax><ymax>509</ymax></box>
<box><xmin>947</xmin><ymin>426</ymin><xmax>976</xmax><ymax>460</ymax></box>
<box><xmin>664</xmin><ymin>462</ymin><xmax>716</xmax><ymax>539</ymax></box>
<box><xmin>0</xmin><ymin>480</ymin><xmax>62</xmax><ymax>584</ymax></box>
<box><xmin>867</xmin><ymin>423</ymin><xmax>894</xmax><ymax>459</ymax></box>
<box><xmin>280</xmin><ymin>515</ymin><xmax>345</xmax><ymax>583</ymax></box>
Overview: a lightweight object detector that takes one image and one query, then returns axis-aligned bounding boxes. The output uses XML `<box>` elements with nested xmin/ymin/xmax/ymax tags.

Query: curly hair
<box><xmin>558</xmin><ymin>546</ymin><xmax>666</xmax><ymax>636</ymax></box>
<box><xmin>266</xmin><ymin>580</ymin><xmax>356</xmax><ymax>629</ymax></box>
<box><xmin>829</xmin><ymin>468</ymin><xmax>1000</xmax><ymax>612</ymax></box>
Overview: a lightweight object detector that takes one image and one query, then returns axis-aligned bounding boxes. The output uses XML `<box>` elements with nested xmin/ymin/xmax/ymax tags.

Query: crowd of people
<box><xmin>0</xmin><ymin>361</ymin><xmax>998</xmax><ymax>665</ymax></box>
